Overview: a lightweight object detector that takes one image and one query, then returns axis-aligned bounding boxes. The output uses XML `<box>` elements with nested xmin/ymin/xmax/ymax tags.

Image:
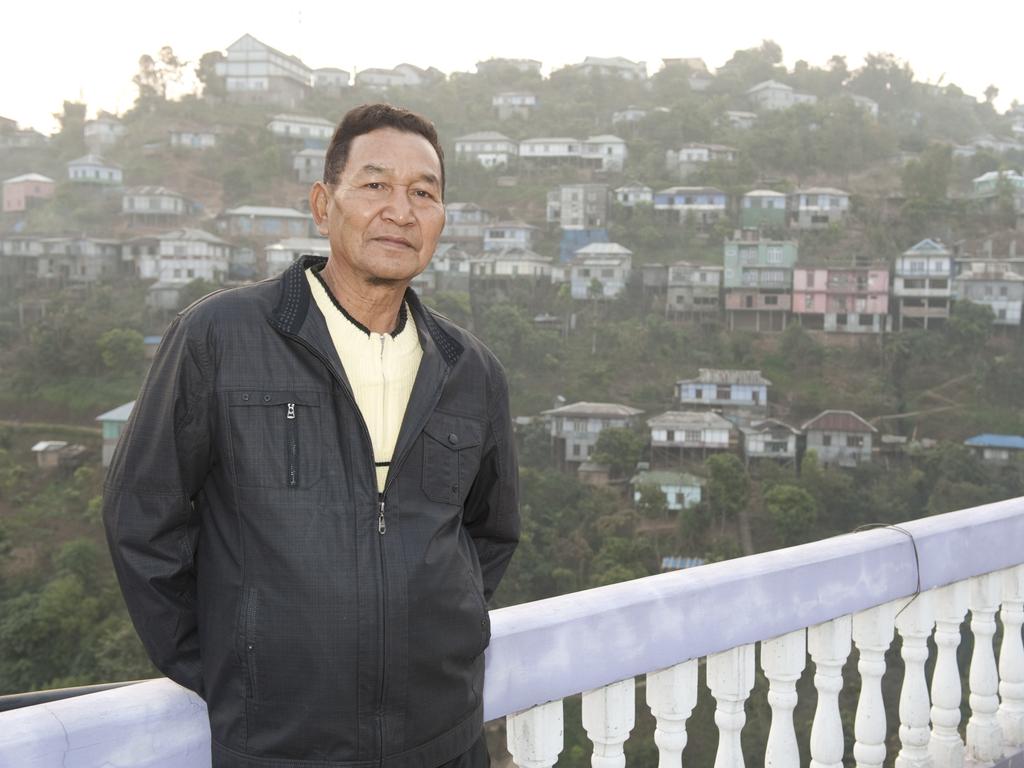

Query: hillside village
<box><xmin>3</xmin><ymin>34</ymin><xmax>1024</xmax><ymax>566</ymax></box>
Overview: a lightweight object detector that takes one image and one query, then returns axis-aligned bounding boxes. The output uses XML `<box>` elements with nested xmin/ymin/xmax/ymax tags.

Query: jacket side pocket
<box><xmin>241</xmin><ymin>587</ymin><xmax>259</xmax><ymax>701</ymax></box>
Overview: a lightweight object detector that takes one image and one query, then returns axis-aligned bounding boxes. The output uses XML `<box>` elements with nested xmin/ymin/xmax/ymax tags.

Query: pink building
<box><xmin>793</xmin><ymin>265</ymin><xmax>890</xmax><ymax>333</ymax></box>
<box><xmin>2</xmin><ymin>173</ymin><xmax>55</xmax><ymax>213</ymax></box>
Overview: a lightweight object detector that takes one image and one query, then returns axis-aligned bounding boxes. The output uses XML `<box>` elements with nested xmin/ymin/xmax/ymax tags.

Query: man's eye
<box><xmin>365</xmin><ymin>182</ymin><xmax>384</xmax><ymax>190</ymax></box>
<box><xmin>413</xmin><ymin>189</ymin><xmax>436</xmax><ymax>200</ymax></box>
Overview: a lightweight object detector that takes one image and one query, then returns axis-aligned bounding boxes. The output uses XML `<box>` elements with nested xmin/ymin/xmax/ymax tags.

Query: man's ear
<box><xmin>309</xmin><ymin>182</ymin><xmax>330</xmax><ymax>236</ymax></box>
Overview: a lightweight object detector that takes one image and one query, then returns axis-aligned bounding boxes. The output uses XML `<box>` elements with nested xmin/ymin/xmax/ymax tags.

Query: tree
<box><xmin>984</xmin><ymin>85</ymin><xmax>999</xmax><ymax>105</ymax></box>
<box><xmin>195</xmin><ymin>51</ymin><xmax>226</xmax><ymax>99</ymax></box>
<box><xmin>591</xmin><ymin>427</ymin><xmax>646</xmax><ymax>478</ymax></box>
<box><xmin>947</xmin><ymin>300</ymin><xmax>994</xmax><ymax>353</ymax></box>
<box><xmin>704</xmin><ymin>453</ymin><xmax>749</xmax><ymax>529</ymax></box>
<box><xmin>133</xmin><ymin>46</ymin><xmax>187</xmax><ymax>105</ymax></box>
<box><xmin>97</xmin><ymin>328</ymin><xmax>145</xmax><ymax>374</ymax></box>
<box><xmin>764</xmin><ymin>485</ymin><xmax>818</xmax><ymax>546</ymax></box>
<box><xmin>901</xmin><ymin>144</ymin><xmax>952</xmax><ymax>204</ymax></box>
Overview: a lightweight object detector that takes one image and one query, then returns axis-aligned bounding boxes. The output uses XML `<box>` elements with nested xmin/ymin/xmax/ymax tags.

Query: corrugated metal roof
<box><xmin>95</xmin><ymin>401</ymin><xmax>135</xmax><ymax>422</ymax></box>
<box><xmin>647</xmin><ymin>411</ymin><xmax>734</xmax><ymax>430</ymax></box>
<box><xmin>542</xmin><ymin>401</ymin><xmax>643</xmax><ymax>417</ymax></box>
<box><xmin>965</xmin><ymin>434</ymin><xmax>1024</xmax><ymax>450</ymax></box>
<box><xmin>678</xmin><ymin>369</ymin><xmax>772</xmax><ymax>387</ymax></box>
<box><xmin>801</xmin><ymin>410</ymin><xmax>876</xmax><ymax>433</ymax></box>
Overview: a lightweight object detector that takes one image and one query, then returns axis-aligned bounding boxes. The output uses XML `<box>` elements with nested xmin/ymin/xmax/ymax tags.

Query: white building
<box><xmin>666</xmin><ymin>144</ymin><xmax>737</xmax><ymax>178</ymax></box>
<box><xmin>84</xmin><ymin>114</ymin><xmax>125</xmax><ymax>151</ymax></box>
<box><xmin>648</xmin><ymin>411</ymin><xmax>734</xmax><ymax>453</ymax></box>
<box><xmin>265</xmin><ymin>237</ymin><xmax>330</xmax><ymax>275</ymax></box>
<box><xmin>454</xmin><ymin>132</ymin><xmax>518</xmax><ymax>168</ymax></box>
<box><xmin>630</xmin><ymin>469</ymin><xmax>704</xmax><ymax>511</ymax></box>
<box><xmin>443</xmin><ymin>202</ymin><xmax>494</xmax><ymax>243</ymax></box>
<box><xmin>542</xmin><ymin>401</ymin><xmax>644</xmax><ymax>464</ymax></box>
<box><xmin>747</xmin><ymin>80</ymin><xmax>818</xmax><ymax>111</ymax></box>
<box><xmin>740</xmin><ymin>419</ymin><xmax>800</xmax><ymax>462</ymax></box>
<box><xmin>570</xmin><ymin>243</ymin><xmax>633</xmax><ymax>299</ymax></box>
<box><xmin>675</xmin><ymin>369</ymin><xmax>771</xmax><ymax>412</ymax></box>
<box><xmin>614</xmin><ymin>183</ymin><xmax>653</xmax><ymax>207</ymax></box>
<box><xmin>216</xmin><ymin>34</ymin><xmax>312</xmax><ymax>106</ymax></box>
<box><xmin>122</xmin><ymin>187</ymin><xmax>193</xmax><ymax>224</ymax></box>
<box><xmin>469</xmin><ymin>248</ymin><xmax>553</xmax><ymax>280</ymax></box>
<box><xmin>571</xmin><ymin>56</ymin><xmax>647</xmax><ymax>81</ymax></box>
<box><xmin>312</xmin><ymin>67</ymin><xmax>350</xmax><ymax>91</ymax></box>
<box><xmin>169</xmin><ymin>128</ymin><xmax>218</xmax><ymax>150</ymax></box>
<box><xmin>268</xmin><ymin>114</ymin><xmax>335</xmax><ymax>141</ymax></box>
<box><xmin>293</xmin><ymin>148</ymin><xmax>326</xmax><ymax>183</ymax></box>
<box><xmin>582</xmin><ymin>135</ymin><xmax>627</xmax><ymax>172</ymax></box>
<box><xmin>493</xmin><ymin>92</ymin><xmax>537</xmax><ymax>120</ymax></box>
<box><xmin>483</xmin><ymin>221</ymin><xmax>536</xmax><ymax>252</ymax></box>
<box><xmin>788</xmin><ymin>188</ymin><xmax>850</xmax><ymax>229</ymax></box>
<box><xmin>66</xmin><ymin>154</ymin><xmax>122</xmax><ymax>185</ymax></box>
<box><xmin>519</xmin><ymin>137</ymin><xmax>582</xmax><ymax>164</ymax></box>
<box><xmin>892</xmin><ymin>238</ymin><xmax>954</xmax><ymax>330</ymax></box>
<box><xmin>127</xmin><ymin>228</ymin><xmax>232</xmax><ymax>285</ymax></box>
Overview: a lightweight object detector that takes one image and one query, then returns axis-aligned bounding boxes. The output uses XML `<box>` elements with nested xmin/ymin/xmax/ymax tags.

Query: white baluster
<box><xmin>967</xmin><ymin>572</ymin><xmax>1004</xmax><ymax>764</ymax></box>
<box><xmin>646</xmin><ymin>661</ymin><xmax>698</xmax><ymax>768</ymax></box>
<box><xmin>707</xmin><ymin>644</ymin><xmax>756</xmax><ymax>768</ymax></box>
<box><xmin>852</xmin><ymin>601</ymin><xmax>897</xmax><ymax>768</ymax></box>
<box><xmin>809</xmin><ymin>615</ymin><xmax>852</xmax><ymax>768</ymax></box>
<box><xmin>894</xmin><ymin>590</ymin><xmax>934</xmax><ymax>768</ymax></box>
<box><xmin>999</xmin><ymin>565</ymin><xmax>1024</xmax><ymax>753</ymax></box>
<box><xmin>930</xmin><ymin>581</ymin><xmax>969</xmax><ymax>768</ymax></box>
<box><xmin>508</xmin><ymin>700</ymin><xmax>564</xmax><ymax>768</ymax></box>
<box><xmin>583</xmin><ymin>679</ymin><xmax>636</xmax><ymax>768</ymax></box>
<box><xmin>762</xmin><ymin>630</ymin><xmax>806</xmax><ymax>768</ymax></box>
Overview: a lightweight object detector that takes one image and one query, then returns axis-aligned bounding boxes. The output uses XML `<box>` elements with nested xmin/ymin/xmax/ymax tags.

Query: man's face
<box><xmin>312</xmin><ymin>127</ymin><xmax>445</xmax><ymax>286</ymax></box>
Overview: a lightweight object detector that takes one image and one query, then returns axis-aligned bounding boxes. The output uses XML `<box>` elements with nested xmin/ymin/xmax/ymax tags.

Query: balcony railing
<box><xmin>2</xmin><ymin>498</ymin><xmax>1024</xmax><ymax>767</ymax></box>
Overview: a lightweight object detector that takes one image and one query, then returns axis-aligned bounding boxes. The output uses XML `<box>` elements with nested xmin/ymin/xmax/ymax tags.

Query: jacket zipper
<box><xmin>244</xmin><ymin>587</ymin><xmax>258</xmax><ymax>700</ymax></box>
<box><xmin>277</xmin><ymin>326</ymin><xmax>449</xmax><ymax>762</ymax></box>
<box><xmin>286</xmin><ymin>402</ymin><xmax>298</xmax><ymax>487</ymax></box>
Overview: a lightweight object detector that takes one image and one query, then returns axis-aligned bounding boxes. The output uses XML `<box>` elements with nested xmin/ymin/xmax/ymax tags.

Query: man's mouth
<box><xmin>373</xmin><ymin>236</ymin><xmax>414</xmax><ymax>249</ymax></box>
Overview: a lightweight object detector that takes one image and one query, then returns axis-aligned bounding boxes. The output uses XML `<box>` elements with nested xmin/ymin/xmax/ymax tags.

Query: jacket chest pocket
<box><xmin>421</xmin><ymin>413</ymin><xmax>484</xmax><ymax>505</ymax></box>
<box><xmin>227</xmin><ymin>390</ymin><xmax>322</xmax><ymax>489</ymax></box>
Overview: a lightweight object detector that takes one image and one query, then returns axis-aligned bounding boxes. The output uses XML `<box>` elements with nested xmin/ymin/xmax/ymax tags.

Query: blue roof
<box><xmin>965</xmin><ymin>434</ymin><xmax>1024</xmax><ymax>450</ymax></box>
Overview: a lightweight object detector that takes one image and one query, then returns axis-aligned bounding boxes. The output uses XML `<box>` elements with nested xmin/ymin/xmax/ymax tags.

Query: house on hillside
<box><xmin>892</xmin><ymin>239</ymin><xmax>953</xmax><ymax>330</ymax></box>
<box><xmin>216</xmin><ymin>34</ymin><xmax>312</xmax><ymax>107</ymax></box>
<box><xmin>122</xmin><ymin>186</ymin><xmax>196</xmax><ymax>226</ymax></box>
<box><xmin>614</xmin><ymin>183</ymin><xmax>653</xmax><ymax>207</ymax></box>
<box><xmin>84</xmin><ymin>113</ymin><xmax>125</xmax><ymax>151</ymax></box>
<box><xmin>96</xmin><ymin>401</ymin><xmax>134</xmax><ymax>467</ymax></box>
<box><xmin>168</xmin><ymin>126</ymin><xmax>219</xmax><ymax>150</ymax></box>
<box><xmin>569</xmin><ymin>56</ymin><xmax>647</xmax><ymax>80</ymax></box>
<box><xmin>476</xmin><ymin>58</ymin><xmax>543</xmax><ymax>76</ymax></box>
<box><xmin>267</xmin><ymin>114</ymin><xmax>334</xmax><ymax>142</ymax></box>
<box><xmin>723</xmin><ymin>230</ymin><xmax>797</xmax><ymax>332</ymax></box>
<box><xmin>127</xmin><ymin>228</ymin><xmax>231</xmax><ymax>288</ymax></box>
<box><xmin>801</xmin><ymin>410</ymin><xmax>877</xmax><ymax>467</ymax></box>
<box><xmin>631</xmin><ymin>469</ymin><xmax>704</xmax><ymax>511</ymax></box>
<box><xmin>454</xmin><ymin>132</ymin><xmax>517</xmax><ymax>168</ymax></box>
<box><xmin>675</xmin><ymin>369</ymin><xmax>771</xmax><ymax>414</ymax></box>
<box><xmin>792</xmin><ymin>264</ymin><xmax>891</xmax><ymax>334</ymax></box>
<box><xmin>747</xmin><ymin>80</ymin><xmax>817</xmax><ymax>111</ymax></box>
<box><xmin>581</xmin><ymin>135</ymin><xmax>627</xmax><ymax>172</ymax></box>
<box><xmin>483</xmin><ymin>221</ymin><xmax>535</xmax><ymax>252</ymax></box>
<box><xmin>442</xmin><ymin>203</ymin><xmax>494</xmax><ymax>244</ymax></box>
<box><xmin>542</xmin><ymin>401</ymin><xmax>644</xmax><ymax>465</ymax></box>
<box><xmin>788</xmin><ymin>188</ymin><xmax>850</xmax><ymax>229</ymax></box>
<box><xmin>217</xmin><ymin>206</ymin><xmax>312</xmax><ymax>240</ymax></box>
<box><xmin>265</xmin><ymin>237</ymin><xmax>330</xmax><ymax>275</ymax></box>
<box><xmin>740</xmin><ymin>190</ymin><xmax>787</xmax><ymax>229</ymax></box>
<box><xmin>648</xmin><ymin>411</ymin><xmax>735</xmax><ymax>461</ymax></box>
<box><xmin>548</xmin><ymin>184</ymin><xmax>609</xmax><ymax>229</ymax></box>
<box><xmin>13</xmin><ymin>236</ymin><xmax>123</xmax><ymax>283</ymax></box>
<box><xmin>952</xmin><ymin>261</ymin><xmax>1024</xmax><ymax>326</ymax></box>
<box><xmin>654</xmin><ymin>187</ymin><xmax>728</xmax><ymax>230</ymax></box>
<box><xmin>740</xmin><ymin>419</ymin><xmax>800</xmax><ymax>464</ymax></box>
<box><xmin>493</xmin><ymin>92</ymin><xmax>537</xmax><ymax>120</ymax></box>
<box><xmin>665</xmin><ymin>144</ymin><xmax>737</xmax><ymax>179</ymax></box>
<box><xmin>2</xmin><ymin>173</ymin><xmax>55</xmax><ymax>213</ymax></box>
<box><xmin>469</xmin><ymin>248</ymin><xmax>552</xmax><ymax>283</ymax></box>
<box><xmin>293</xmin><ymin>147</ymin><xmax>326</xmax><ymax>183</ymax></box>
<box><xmin>570</xmin><ymin>243</ymin><xmax>633</xmax><ymax>299</ymax></box>
<box><xmin>312</xmin><ymin>67</ymin><xmax>350</xmax><ymax>93</ymax></box>
<box><xmin>965</xmin><ymin>434</ymin><xmax>1024</xmax><ymax>464</ymax></box>
<box><xmin>666</xmin><ymin>262</ymin><xmax>722</xmax><ymax>319</ymax></box>
<box><xmin>67</xmin><ymin>154</ymin><xmax>122</xmax><ymax>185</ymax></box>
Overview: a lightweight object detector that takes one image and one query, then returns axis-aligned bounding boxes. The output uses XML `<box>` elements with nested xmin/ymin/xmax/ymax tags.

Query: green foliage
<box><xmin>635</xmin><ymin>483</ymin><xmax>670</xmax><ymax>519</ymax></box>
<box><xmin>704</xmin><ymin>454</ymin><xmax>749</xmax><ymax>528</ymax></box>
<box><xmin>764</xmin><ymin>484</ymin><xmax>818</xmax><ymax>545</ymax></box>
<box><xmin>590</xmin><ymin>427</ymin><xmax>646</xmax><ymax>478</ymax></box>
<box><xmin>946</xmin><ymin>301</ymin><xmax>994</xmax><ymax>353</ymax></box>
<box><xmin>97</xmin><ymin>328</ymin><xmax>145</xmax><ymax>374</ymax></box>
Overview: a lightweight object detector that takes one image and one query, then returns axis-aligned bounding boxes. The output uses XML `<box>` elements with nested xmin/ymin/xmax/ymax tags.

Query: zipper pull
<box><xmin>287</xmin><ymin>402</ymin><xmax>296</xmax><ymax>420</ymax></box>
<box><xmin>378</xmin><ymin>499</ymin><xmax>387</xmax><ymax>535</ymax></box>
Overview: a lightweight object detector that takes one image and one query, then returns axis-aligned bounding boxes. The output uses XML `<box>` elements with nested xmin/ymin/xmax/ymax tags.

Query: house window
<box><xmin>666</xmin><ymin>430</ymin><xmax>676</xmax><ymax>442</ymax></box>
<box><xmin>822</xmin><ymin>434</ymin><xmax>832</xmax><ymax>447</ymax></box>
<box><xmin>847</xmin><ymin>435</ymin><xmax>864</xmax><ymax>448</ymax></box>
<box><xmin>581</xmin><ymin>268</ymin><xmax>591</xmax><ymax>277</ymax></box>
<box><xmin>716</xmin><ymin>385</ymin><xmax>732</xmax><ymax>400</ymax></box>
<box><xmin>684</xmin><ymin>430</ymin><xmax>701</xmax><ymax>443</ymax></box>
<box><xmin>601</xmin><ymin>269</ymin><xmax>613</xmax><ymax>278</ymax></box>
<box><xmin>764</xmin><ymin>295</ymin><xmax>778</xmax><ymax>306</ymax></box>
<box><xmin>804</xmin><ymin>294</ymin><xmax>814</xmax><ymax>310</ymax></box>
<box><xmin>1000</xmin><ymin>286</ymin><xmax>1009</xmax><ymax>297</ymax></box>
<box><xmin>766</xmin><ymin>246</ymin><xmax>783</xmax><ymax>264</ymax></box>
<box><xmin>694</xmin><ymin>389</ymin><xmax>703</xmax><ymax>399</ymax></box>
<box><xmin>572</xmin><ymin>443</ymin><xmax>582</xmax><ymax>457</ymax></box>
<box><xmin>806</xmin><ymin>271</ymin><xmax>815</xmax><ymax>288</ymax></box>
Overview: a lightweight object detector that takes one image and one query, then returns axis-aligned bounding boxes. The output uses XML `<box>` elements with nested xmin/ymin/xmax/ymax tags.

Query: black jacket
<box><xmin>103</xmin><ymin>256</ymin><xmax>520</xmax><ymax>768</ymax></box>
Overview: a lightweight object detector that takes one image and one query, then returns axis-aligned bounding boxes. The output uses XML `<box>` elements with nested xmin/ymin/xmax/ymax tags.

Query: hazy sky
<box><xmin>4</xmin><ymin>0</ymin><xmax>1021</xmax><ymax>133</ymax></box>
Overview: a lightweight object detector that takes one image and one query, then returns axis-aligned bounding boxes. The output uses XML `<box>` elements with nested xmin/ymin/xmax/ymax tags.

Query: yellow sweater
<box><xmin>306</xmin><ymin>268</ymin><xmax>423</xmax><ymax>489</ymax></box>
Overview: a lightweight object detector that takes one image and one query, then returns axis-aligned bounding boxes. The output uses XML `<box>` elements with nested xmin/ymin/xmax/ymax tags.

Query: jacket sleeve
<box><xmin>462</xmin><ymin>361</ymin><xmax>520</xmax><ymax>602</ymax></box>
<box><xmin>102</xmin><ymin>312</ymin><xmax>213</xmax><ymax>696</ymax></box>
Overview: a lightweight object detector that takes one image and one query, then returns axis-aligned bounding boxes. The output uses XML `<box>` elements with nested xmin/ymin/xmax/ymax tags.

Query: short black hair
<box><xmin>323</xmin><ymin>103</ymin><xmax>445</xmax><ymax>198</ymax></box>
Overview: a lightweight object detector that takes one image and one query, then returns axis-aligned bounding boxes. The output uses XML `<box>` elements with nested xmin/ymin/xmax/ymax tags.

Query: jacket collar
<box><xmin>271</xmin><ymin>254</ymin><xmax>464</xmax><ymax>368</ymax></box>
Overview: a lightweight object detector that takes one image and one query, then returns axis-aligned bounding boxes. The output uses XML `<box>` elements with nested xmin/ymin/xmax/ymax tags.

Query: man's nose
<box><xmin>382</xmin><ymin>186</ymin><xmax>414</xmax><ymax>224</ymax></box>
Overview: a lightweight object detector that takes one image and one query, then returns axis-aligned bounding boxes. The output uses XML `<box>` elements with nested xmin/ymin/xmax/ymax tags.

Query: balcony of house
<box><xmin>896</xmin><ymin>277</ymin><xmax>952</xmax><ymax>298</ymax></box>
<box><xmin>3</xmin><ymin>498</ymin><xmax>1024</xmax><ymax>768</ymax></box>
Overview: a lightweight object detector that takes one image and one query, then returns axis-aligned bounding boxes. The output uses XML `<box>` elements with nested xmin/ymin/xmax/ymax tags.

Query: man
<box><xmin>103</xmin><ymin>104</ymin><xmax>519</xmax><ymax>768</ymax></box>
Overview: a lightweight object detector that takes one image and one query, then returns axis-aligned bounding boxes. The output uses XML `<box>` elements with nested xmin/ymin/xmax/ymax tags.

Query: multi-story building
<box><xmin>312</xmin><ymin>67</ymin><xmax>350</xmax><ymax>93</ymax></box>
<box><xmin>747</xmin><ymin>80</ymin><xmax>818</xmax><ymax>111</ymax></box>
<box><xmin>614</xmin><ymin>183</ymin><xmax>653</xmax><ymax>207</ymax></box>
<box><xmin>722</xmin><ymin>231</ymin><xmax>797</xmax><ymax>331</ymax></box>
<box><xmin>267</xmin><ymin>114</ymin><xmax>334</xmax><ymax>142</ymax></box>
<box><xmin>739</xmin><ymin>190</ymin><xmax>787</xmax><ymax>229</ymax></box>
<box><xmin>665</xmin><ymin>144</ymin><xmax>737</xmax><ymax>179</ymax></box>
<box><xmin>740</xmin><ymin>419</ymin><xmax>800</xmax><ymax>463</ymax></box>
<box><xmin>492</xmin><ymin>92</ymin><xmax>537</xmax><ymax>120</ymax></box>
<box><xmin>1</xmin><ymin>236</ymin><xmax>123</xmax><ymax>283</ymax></box>
<box><xmin>953</xmin><ymin>260</ymin><xmax>1024</xmax><ymax>326</ymax></box>
<box><xmin>442</xmin><ymin>203</ymin><xmax>494</xmax><ymax>244</ymax></box>
<box><xmin>265</xmin><ymin>237</ymin><xmax>330</xmax><ymax>275</ymax></box>
<box><xmin>2</xmin><ymin>173</ymin><xmax>55</xmax><ymax>213</ymax></box>
<box><xmin>788</xmin><ymin>188</ymin><xmax>850</xmax><ymax>229</ymax></box>
<box><xmin>483</xmin><ymin>221</ymin><xmax>536</xmax><ymax>252</ymax></box>
<box><xmin>542</xmin><ymin>401</ymin><xmax>644</xmax><ymax>465</ymax></box>
<box><xmin>648</xmin><ymin>411</ymin><xmax>735</xmax><ymax>462</ymax></box>
<box><xmin>665</xmin><ymin>261</ymin><xmax>722</xmax><ymax>319</ymax></box>
<box><xmin>215</xmin><ymin>34</ymin><xmax>312</xmax><ymax>107</ymax></box>
<box><xmin>793</xmin><ymin>265</ymin><xmax>891</xmax><ymax>333</ymax></box>
<box><xmin>581</xmin><ymin>136</ymin><xmax>627</xmax><ymax>172</ymax></box>
<box><xmin>293</xmin><ymin>148</ymin><xmax>326</xmax><ymax>183</ymax></box>
<box><xmin>454</xmin><ymin>132</ymin><xmax>518</xmax><ymax>168</ymax></box>
<box><xmin>122</xmin><ymin>187</ymin><xmax>194</xmax><ymax>226</ymax></box>
<box><xmin>217</xmin><ymin>206</ymin><xmax>313</xmax><ymax>240</ymax></box>
<box><xmin>469</xmin><ymin>248</ymin><xmax>553</xmax><ymax>284</ymax></box>
<box><xmin>569</xmin><ymin>57</ymin><xmax>647</xmax><ymax>80</ymax></box>
<box><xmin>892</xmin><ymin>239</ymin><xmax>953</xmax><ymax>330</ymax></box>
<box><xmin>67</xmin><ymin>154</ymin><xmax>122</xmax><ymax>185</ymax></box>
<box><xmin>654</xmin><ymin>187</ymin><xmax>728</xmax><ymax>230</ymax></box>
<box><xmin>518</xmin><ymin>136</ymin><xmax>626</xmax><ymax>172</ymax></box>
<box><xmin>547</xmin><ymin>184</ymin><xmax>609</xmax><ymax>229</ymax></box>
<box><xmin>83</xmin><ymin>114</ymin><xmax>125</xmax><ymax>151</ymax></box>
<box><xmin>126</xmin><ymin>228</ymin><xmax>232</xmax><ymax>285</ymax></box>
<box><xmin>570</xmin><ymin>243</ymin><xmax>633</xmax><ymax>299</ymax></box>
